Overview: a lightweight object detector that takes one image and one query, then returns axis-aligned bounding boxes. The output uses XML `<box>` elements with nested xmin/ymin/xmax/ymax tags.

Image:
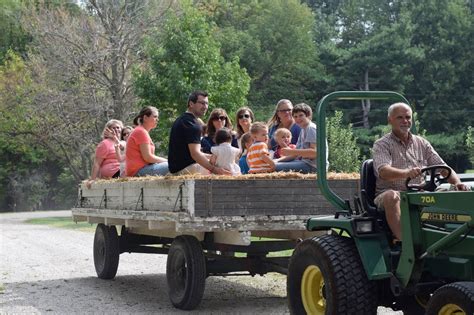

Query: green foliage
<box><xmin>134</xmin><ymin>3</ymin><xmax>250</xmax><ymax>152</ymax></box>
<box><xmin>466</xmin><ymin>126</ymin><xmax>474</xmax><ymax>168</ymax></box>
<box><xmin>0</xmin><ymin>0</ymin><xmax>30</xmax><ymax>64</ymax></box>
<box><xmin>353</xmin><ymin>124</ymin><xmax>389</xmax><ymax>160</ymax></box>
<box><xmin>426</xmin><ymin>131</ymin><xmax>470</xmax><ymax>172</ymax></box>
<box><xmin>327</xmin><ymin>111</ymin><xmax>361</xmax><ymax>172</ymax></box>
<box><xmin>207</xmin><ymin>0</ymin><xmax>326</xmax><ymax>106</ymax></box>
<box><xmin>0</xmin><ymin>50</ymin><xmax>76</xmax><ymax>211</ymax></box>
<box><xmin>403</xmin><ymin>0</ymin><xmax>473</xmax><ymax>133</ymax></box>
<box><xmin>25</xmin><ymin>217</ymin><xmax>94</xmax><ymax>232</ymax></box>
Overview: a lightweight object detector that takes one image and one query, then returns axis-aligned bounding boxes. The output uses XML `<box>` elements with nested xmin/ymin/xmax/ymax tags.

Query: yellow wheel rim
<box><xmin>301</xmin><ymin>265</ymin><xmax>325</xmax><ymax>315</ymax></box>
<box><xmin>438</xmin><ymin>303</ymin><xmax>466</xmax><ymax>315</ymax></box>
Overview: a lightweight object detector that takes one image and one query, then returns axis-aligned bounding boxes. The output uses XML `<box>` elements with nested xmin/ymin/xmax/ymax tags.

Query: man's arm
<box><xmin>378</xmin><ymin>165</ymin><xmax>422</xmax><ymax>181</ymax></box>
<box><xmin>446</xmin><ymin>168</ymin><xmax>469</xmax><ymax>191</ymax></box>
<box><xmin>188</xmin><ymin>143</ymin><xmax>231</xmax><ymax>175</ymax></box>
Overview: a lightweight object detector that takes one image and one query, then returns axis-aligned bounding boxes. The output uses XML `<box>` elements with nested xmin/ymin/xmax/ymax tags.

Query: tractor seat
<box><xmin>360</xmin><ymin>159</ymin><xmax>379</xmax><ymax>217</ymax></box>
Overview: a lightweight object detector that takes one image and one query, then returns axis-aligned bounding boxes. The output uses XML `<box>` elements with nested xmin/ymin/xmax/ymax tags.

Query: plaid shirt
<box><xmin>372</xmin><ymin>132</ymin><xmax>445</xmax><ymax>194</ymax></box>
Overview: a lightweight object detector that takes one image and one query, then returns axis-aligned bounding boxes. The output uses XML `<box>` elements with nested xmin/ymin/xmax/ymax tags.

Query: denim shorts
<box><xmin>136</xmin><ymin>162</ymin><xmax>169</xmax><ymax>176</ymax></box>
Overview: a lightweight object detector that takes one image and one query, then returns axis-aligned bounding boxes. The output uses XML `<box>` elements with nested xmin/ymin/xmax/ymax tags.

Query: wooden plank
<box><xmin>125</xmin><ymin>219</ymin><xmax>147</xmax><ymax>228</ymax></box>
<box><xmin>148</xmin><ymin>220</ymin><xmax>176</xmax><ymax>230</ymax></box>
<box><xmin>77</xmin><ymin>178</ymin><xmax>358</xmax><ymax>219</ymax></box>
<box><xmin>104</xmin><ymin>217</ymin><xmax>125</xmax><ymax>226</ymax></box>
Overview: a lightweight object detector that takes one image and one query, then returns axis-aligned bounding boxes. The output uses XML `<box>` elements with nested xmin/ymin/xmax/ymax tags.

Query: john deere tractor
<box><xmin>287</xmin><ymin>91</ymin><xmax>474</xmax><ymax>315</ymax></box>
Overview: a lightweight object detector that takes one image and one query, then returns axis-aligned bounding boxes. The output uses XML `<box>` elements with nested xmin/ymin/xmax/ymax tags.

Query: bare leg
<box><xmin>382</xmin><ymin>190</ymin><xmax>402</xmax><ymax>241</ymax></box>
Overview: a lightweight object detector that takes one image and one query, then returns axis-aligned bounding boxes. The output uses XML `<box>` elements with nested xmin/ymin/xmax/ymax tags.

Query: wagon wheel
<box><xmin>425</xmin><ymin>282</ymin><xmax>474</xmax><ymax>315</ymax></box>
<box><xmin>166</xmin><ymin>235</ymin><xmax>206</xmax><ymax>310</ymax></box>
<box><xmin>93</xmin><ymin>224</ymin><xmax>120</xmax><ymax>279</ymax></box>
<box><xmin>287</xmin><ymin>234</ymin><xmax>377</xmax><ymax>315</ymax></box>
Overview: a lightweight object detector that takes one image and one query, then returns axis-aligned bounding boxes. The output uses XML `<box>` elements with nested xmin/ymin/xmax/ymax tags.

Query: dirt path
<box><xmin>0</xmin><ymin>211</ymin><xmax>400</xmax><ymax>314</ymax></box>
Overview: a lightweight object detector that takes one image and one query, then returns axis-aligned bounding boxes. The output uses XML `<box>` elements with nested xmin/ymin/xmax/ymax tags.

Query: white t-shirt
<box><xmin>211</xmin><ymin>143</ymin><xmax>241</xmax><ymax>175</ymax></box>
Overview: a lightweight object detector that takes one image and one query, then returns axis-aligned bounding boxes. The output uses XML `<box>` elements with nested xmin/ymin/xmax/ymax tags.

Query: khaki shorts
<box><xmin>373</xmin><ymin>190</ymin><xmax>400</xmax><ymax>211</ymax></box>
<box><xmin>171</xmin><ymin>163</ymin><xmax>210</xmax><ymax>176</ymax></box>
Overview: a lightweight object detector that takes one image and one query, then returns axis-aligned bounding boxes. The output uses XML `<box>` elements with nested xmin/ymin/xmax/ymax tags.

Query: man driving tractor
<box><xmin>372</xmin><ymin>102</ymin><xmax>469</xmax><ymax>241</ymax></box>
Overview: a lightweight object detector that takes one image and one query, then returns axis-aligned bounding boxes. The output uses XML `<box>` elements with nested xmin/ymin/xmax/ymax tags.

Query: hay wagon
<box><xmin>72</xmin><ymin>173</ymin><xmax>358</xmax><ymax>310</ymax></box>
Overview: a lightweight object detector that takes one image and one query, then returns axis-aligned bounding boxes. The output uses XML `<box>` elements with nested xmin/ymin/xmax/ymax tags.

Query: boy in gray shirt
<box><xmin>275</xmin><ymin>103</ymin><xmax>317</xmax><ymax>173</ymax></box>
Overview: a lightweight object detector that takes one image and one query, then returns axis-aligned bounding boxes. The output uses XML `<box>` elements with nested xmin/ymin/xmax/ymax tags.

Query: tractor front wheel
<box><xmin>425</xmin><ymin>282</ymin><xmax>474</xmax><ymax>315</ymax></box>
<box><xmin>287</xmin><ymin>234</ymin><xmax>377</xmax><ymax>315</ymax></box>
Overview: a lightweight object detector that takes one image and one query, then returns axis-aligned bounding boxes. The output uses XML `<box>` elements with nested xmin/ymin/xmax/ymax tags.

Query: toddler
<box><xmin>239</xmin><ymin>132</ymin><xmax>253</xmax><ymax>175</ymax></box>
<box><xmin>210</xmin><ymin>128</ymin><xmax>241</xmax><ymax>175</ymax></box>
<box><xmin>247</xmin><ymin>122</ymin><xmax>275</xmax><ymax>173</ymax></box>
<box><xmin>273</xmin><ymin>128</ymin><xmax>296</xmax><ymax>160</ymax></box>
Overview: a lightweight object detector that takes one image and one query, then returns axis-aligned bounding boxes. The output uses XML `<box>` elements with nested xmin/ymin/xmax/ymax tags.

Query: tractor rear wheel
<box><xmin>287</xmin><ymin>234</ymin><xmax>377</xmax><ymax>315</ymax></box>
<box><xmin>425</xmin><ymin>282</ymin><xmax>474</xmax><ymax>315</ymax></box>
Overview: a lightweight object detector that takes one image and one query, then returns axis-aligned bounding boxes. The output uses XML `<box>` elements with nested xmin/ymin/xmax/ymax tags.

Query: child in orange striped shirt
<box><xmin>247</xmin><ymin>122</ymin><xmax>275</xmax><ymax>173</ymax></box>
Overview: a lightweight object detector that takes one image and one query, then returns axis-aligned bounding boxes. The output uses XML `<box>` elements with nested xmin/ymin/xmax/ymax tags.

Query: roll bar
<box><xmin>315</xmin><ymin>91</ymin><xmax>412</xmax><ymax>211</ymax></box>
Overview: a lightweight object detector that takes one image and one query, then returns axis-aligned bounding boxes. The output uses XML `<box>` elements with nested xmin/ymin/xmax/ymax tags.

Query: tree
<box><xmin>134</xmin><ymin>1</ymin><xmax>250</xmax><ymax>151</ymax></box>
<box><xmin>327</xmin><ymin>111</ymin><xmax>361</xmax><ymax>172</ymax></box>
<box><xmin>0</xmin><ymin>0</ymin><xmax>30</xmax><ymax>64</ymax></box>
<box><xmin>402</xmin><ymin>0</ymin><xmax>473</xmax><ymax>134</ymax></box>
<box><xmin>0</xmin><ymin>50</ymin><xmax>71</xmax><ymax>211</ymax></box>
<box><xmin>204</xmin><ymin>0</ymin><xmax>326</xmax><ymax>107</ymax></box>
<box><xmin>19</xmin><ymin>0</ymin><xmax>173</xmax><ymax>180</ymax></box>
<box><xmin>467</xmin><ymin>126</ymin><xmax>474</xmax><ymax>169</ymax></box>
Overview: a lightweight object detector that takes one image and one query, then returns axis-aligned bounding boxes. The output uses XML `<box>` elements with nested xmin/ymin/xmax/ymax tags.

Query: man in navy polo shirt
<box><xmin>168</xmin><ymin>90</ymin><xmax>231</xmax><ymax>175</ymax></box>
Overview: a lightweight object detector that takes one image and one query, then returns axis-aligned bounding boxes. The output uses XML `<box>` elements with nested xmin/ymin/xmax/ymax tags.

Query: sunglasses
<box><xmin>238</xmin><ymin>114</ymin><xmax>251</xmax><ymax>119</ymax></box>
<box><xmin>213</xmin><ymin>116</ymin><xmax>227</xmax><ymax>121</ymax></box>
<box><xmin>278</xmin><ymin>108</ymin><xmax>292</xmax><ymax>113</ymax></box>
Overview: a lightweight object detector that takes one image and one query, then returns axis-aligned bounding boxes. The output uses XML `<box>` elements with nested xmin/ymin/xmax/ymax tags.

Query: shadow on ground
<box><xmin>1</xmin><ymin>273</ymin><xmax>288</xmax><ymax>314</ymax></box>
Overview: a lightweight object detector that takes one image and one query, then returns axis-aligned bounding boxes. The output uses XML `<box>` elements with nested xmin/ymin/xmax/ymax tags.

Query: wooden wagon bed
<box><xmin>72</xmin><ymin>174</ymin><xmax>359</xmax><ymax>240</ymax></box>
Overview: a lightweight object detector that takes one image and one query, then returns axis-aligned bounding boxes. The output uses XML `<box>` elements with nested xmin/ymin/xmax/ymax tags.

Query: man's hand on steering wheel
<box><xmin>454</xmin><ymin>183</ymin><xmax>469</xmax><ymax>191</ymax></box>
<box><xmin>405</xmin><ymin>165</ymin><xmax>452</xmax><ymax>192</ymax></box>
<box><xmin>405</xmin><ymin>167</ymin><xmax>422</xmax><ymax>180</ymax></box>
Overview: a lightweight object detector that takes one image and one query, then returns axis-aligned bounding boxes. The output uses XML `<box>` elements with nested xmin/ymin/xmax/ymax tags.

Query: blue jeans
<box><xmin>275</xmin><ymin>160</ymin><xmax>316</xmax><ymax>174</ymax></box>
<box><xmin>136</xmin><ymin>162</ymin><xmax>169</xmax><ymax>176</ymax></box>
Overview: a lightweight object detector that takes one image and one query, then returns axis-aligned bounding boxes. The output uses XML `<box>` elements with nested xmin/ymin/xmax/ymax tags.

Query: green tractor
<box><xmin>287</xmin><ymin>91</ymin><xmax>474</xmax><ymax>315</ymax></box>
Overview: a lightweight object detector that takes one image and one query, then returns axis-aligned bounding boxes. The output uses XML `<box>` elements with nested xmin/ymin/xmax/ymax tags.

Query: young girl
<box><xmin>115</xmin><ymin>126</ymin><xmax>133</xmax><ymax>177</ymax></box>
<box><xmin>239</xmin><ymin>132</ymin><xmax>253</xmax><ymax>175</ymax></box>
<box><xmin>273</xmin><ymin>128</ymin><xmax>296</xmax><ymax>160</ymax></box>
<box><xmin>210</xmin><ymin>128</ymin><xmax>241</xmax><ymax>175</ymax></box>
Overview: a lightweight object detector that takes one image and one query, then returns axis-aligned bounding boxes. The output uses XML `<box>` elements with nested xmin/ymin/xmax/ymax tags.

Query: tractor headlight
<box><xmin>354</xmin><ymin>219</ymin><xmax>374</xmax><ymax>234</ymax></box>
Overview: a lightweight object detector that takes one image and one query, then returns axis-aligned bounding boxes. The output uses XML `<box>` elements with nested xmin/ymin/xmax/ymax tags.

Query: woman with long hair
<box><xmin>86</xmin><ymin>119</ymin><xmax>124</xmax><ymax>188</ymax></box>
<box><xmin>267</xmin><ymin>99</ymin><xmax>301</xmax><ymax>151</ymax></box>
<box><xmin>235</xmin><ymin>107</ymin><xmax>255</xmax><ymax>139</ymax></box>
<box><xmin>201</xmin><ymin>108</ymin><xmax>238</xmax><ymax>154</ymax></box>
<box><xmin>125</xmin><ymin>106</ymin><xmax>168</xmax><ymax>176</ymax></box>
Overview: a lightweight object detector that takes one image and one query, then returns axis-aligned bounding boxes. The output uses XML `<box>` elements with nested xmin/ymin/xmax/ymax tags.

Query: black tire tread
<box><xmin>166</xmin><ymin>235</ymin><xmax>206</xmax><ymax>310</ymax></box>
<box><xmin>425</xmin><ymin>282</ymin><xmax>474</xmax><ymax>315</ymax></box>
<box><xmin>288</xmin><ymin>234</ymin><xmax>377</xmax><ymax>315</ymax></box>
<box><xmin>93</xmin><ymin>224</ymin><xmax>120</xmax><ymax>280</ymax></box>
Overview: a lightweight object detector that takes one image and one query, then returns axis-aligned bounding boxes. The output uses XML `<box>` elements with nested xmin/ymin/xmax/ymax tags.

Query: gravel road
<box><xmin>0</xmin><ymin>211</ymin><xmax>401</xmax><ymax>314</ymax></box>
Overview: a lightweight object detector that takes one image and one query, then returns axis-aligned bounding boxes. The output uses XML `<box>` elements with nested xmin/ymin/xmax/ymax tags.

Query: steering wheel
<box><xmin>405</xmin><ymin>165</ymin><xmax>452</xmax><ymax>192</ymax></box>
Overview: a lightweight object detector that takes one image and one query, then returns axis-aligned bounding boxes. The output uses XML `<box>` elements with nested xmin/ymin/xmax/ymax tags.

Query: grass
<box><xmin>25</xmin><ymin>217</ymin><xmax>95</xmax><ymax>232</ymax></box>
<box><xmin>466</xmin><ymin>169</ymin><xmax>474</xmax><ymax>173</ymax></box>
